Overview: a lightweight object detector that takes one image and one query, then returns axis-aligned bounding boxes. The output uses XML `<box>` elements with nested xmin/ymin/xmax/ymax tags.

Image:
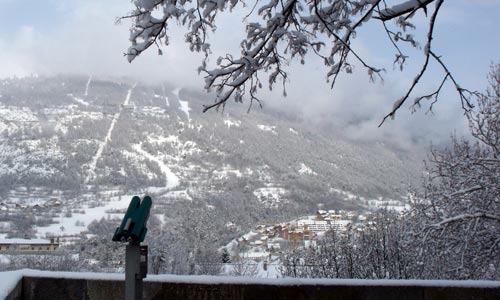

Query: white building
<box><xmin>0</xmin><ymin>238</ymin><xmax>59</xmax><ymax>252</ymax></box>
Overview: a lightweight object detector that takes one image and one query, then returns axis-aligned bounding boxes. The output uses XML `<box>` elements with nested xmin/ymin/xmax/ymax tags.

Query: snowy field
<box><xmin>34</xmin><ymin>194</ymin><xmax>133</xmax><ymax>238</ymax></box>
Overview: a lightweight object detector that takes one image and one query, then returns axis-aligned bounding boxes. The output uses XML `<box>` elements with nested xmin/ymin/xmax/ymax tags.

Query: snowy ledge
<box><xmin>2</xmin><ymin>269</ymin><xmax>500</xmax><ymax>300</ymax></box>
<box><xmin>15</xmin><ymin>269</ymin><xmax>500</xmax><ymax>288</ymax></box>
<box><xmin>149</xmin><ymin>274</ymin><xmax>500</xmax><ymax>289</ymax></box>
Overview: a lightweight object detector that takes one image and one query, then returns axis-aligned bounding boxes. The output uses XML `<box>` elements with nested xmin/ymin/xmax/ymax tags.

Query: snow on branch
<box><xmin>123</xmin><ymin>0</ymin><xmax>472</xmax><ymax>121</ymax></box>
<box><xmin>443</xmin><ymin>185</ymin><xmax>482</xmax><ymax>199</ymax></box>
<box><xmin>429</xmin><ymin>213</ymin><xmax>500</xmax><ymax>229</ymax></box>
<box><xmin>377</xmin><ymin>0</ymin><xmax>435</xmax><ymax>21</ymax></box>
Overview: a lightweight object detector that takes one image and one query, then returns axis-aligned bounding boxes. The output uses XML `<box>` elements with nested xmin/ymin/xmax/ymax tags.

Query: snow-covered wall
<box><xmin>3</xmin><ymin>270</ymin><xmax>500</xmax><ymax>300</ymax></box>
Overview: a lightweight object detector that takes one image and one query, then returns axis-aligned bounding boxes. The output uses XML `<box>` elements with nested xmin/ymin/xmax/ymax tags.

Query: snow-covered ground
<box><xmin>34</xmin><ymin>194</ymin><xmax>133</xmax><ymax>238</ymax></box>
<box><xmin>298</xmin><ymin>163</ymin><xmax>317</xmax><ymax>175</ymax></box>
<box><xmin>0</xmin><ymin>106</ymin><xmax>37</xmax><ymax>122</ymax></box>
<box><xmin>0</xmin><ymin>141</ymin><xmax>66</xmax><ymax>178</ymax></box>
<box><xmin>212</xmin><ymin>165</ymin><xmax>248</xmax><ymax>180</ymax></box>
<box><xmin>253</xmin><ymin>187</ymin><xmax>287</xmax><ymax>208</ymax></box>
<box><xmin>224</xmin><ymin>118</ymin><xmax>241</xmax><ymax>129</ymax></box>
<box><xmin>147</xmin><ymin>134</ymin><xmax>202</xmax><ymax>159</ymax></box>
<box><xmin>257</xmin><ymin>124</ymin><xmax>277</xmax><ymax>135</ymax></box>
<box><xmin>67</xmin><ymin>93</ymin><xmax>90</xmax><ymax>106</ymax></box>
<box><xmin>140</xmin><ymin>106</ymin><xmax>165</xmax><ymax>117</ymax></box>
<box><xmin>330</xmin><ymin>188</ymin><xmax>409</xmax><ymax>212</ymax></box>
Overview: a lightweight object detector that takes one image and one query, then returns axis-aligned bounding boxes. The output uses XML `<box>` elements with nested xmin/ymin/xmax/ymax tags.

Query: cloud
<box><xmin>0</xmin><ymin>0</ymin><xmax>205</xmax><ymax>87</ymax></box>
<box><xmin>260</xmin><ymin>55</ymin><xmax>471</xmax><ymax>150</ymax></box>
<box><xmin>0</xmin><ymin>26</ymin><xmax>38</xmax><ymax>77</ymax></box>
<box><xmin>0</xmin><ymin>0</ymin><xmax>484</xmax><ymax>149</ymax></box>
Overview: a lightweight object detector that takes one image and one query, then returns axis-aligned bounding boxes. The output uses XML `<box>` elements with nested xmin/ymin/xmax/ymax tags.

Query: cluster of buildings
<box><xmin>232</xmin><ymin>210</ymin><xmax>365</xmax><ymax>260</ymax></box>
<box><xmin>0</xmin><ymin>198</ymin><xmax>62</xmax><ymax>212</ymax></box>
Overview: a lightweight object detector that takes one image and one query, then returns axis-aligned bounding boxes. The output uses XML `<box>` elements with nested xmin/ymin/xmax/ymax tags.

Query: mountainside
<box><xmin>0</xmin><ymin>75</ymin><xmax>422</xmax><ymax>236</ymax></box>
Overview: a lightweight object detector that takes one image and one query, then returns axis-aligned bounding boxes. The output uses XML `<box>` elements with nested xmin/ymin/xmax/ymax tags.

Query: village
<box><xmin>225</xmin><ymin>209</ymin><xmax>369</xmax><ymax>262</ymax></box>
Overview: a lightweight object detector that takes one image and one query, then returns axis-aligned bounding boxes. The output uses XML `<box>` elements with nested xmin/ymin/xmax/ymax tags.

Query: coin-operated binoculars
<box><xmin>112</xmin><ymin>196</ymin><xmax>152</xmax><ymax>300</ymax></box>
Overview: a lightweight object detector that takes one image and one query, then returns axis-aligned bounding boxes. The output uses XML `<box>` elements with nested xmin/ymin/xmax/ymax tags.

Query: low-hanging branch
<box><xmin>123</xmin><ymin>0</ymin><xmax>475</xmax><ymax>125</ymax></box>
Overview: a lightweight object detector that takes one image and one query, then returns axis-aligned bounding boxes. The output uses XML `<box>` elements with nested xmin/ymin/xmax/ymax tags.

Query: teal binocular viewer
<box><xmin>112</xmin><ymin>195</ymin><xmax>152</xmax><ymax>243</ymax></box>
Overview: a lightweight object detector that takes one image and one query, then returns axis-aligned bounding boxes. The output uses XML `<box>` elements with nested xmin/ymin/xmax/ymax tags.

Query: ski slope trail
<box><xmin>84</xmin><ymin>75</ymin><xmax>92</xmax><ymax>97</ymax></box>
<box><xmin>84</xmin><ymin>84</ymin><xmax>136</xmax><ymax>184</ymax></box>
<box><xmin>173</xmin><ymin>87</ymin><xmax>191</xmax><ymax>121</ymax></box>
<box><xmin>161</xmin><ymin>83</ymin><xmax>170</xmax><ymax>107</ymax></box>
<box><xmin>133</xmin><ymin>143</ymin><xmax>180</xmax><ymax>191</ymax></box>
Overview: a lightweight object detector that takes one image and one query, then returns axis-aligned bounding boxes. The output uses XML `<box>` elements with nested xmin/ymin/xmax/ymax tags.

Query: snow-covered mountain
<box><xmin>0</xmin><ymin>75</ymin><xmax>421</xmax><ymax>238</ymax></box>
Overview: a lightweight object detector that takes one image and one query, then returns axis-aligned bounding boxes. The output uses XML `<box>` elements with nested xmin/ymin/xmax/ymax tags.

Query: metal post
<box><xmin>114</xmin><ymin>196</ymin><xmax>151</xmax><ymax>300</ymax></box>
<box><xmin>125</xmin><ymin>243</ymin><xmax>142</xmax><ymax>300</ymax></box>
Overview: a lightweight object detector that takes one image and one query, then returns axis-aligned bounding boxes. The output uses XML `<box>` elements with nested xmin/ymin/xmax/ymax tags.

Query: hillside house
<box><xmin>0</xmin><ymin>238</ymin><xmax>59</xmax><ymax>252</ymax></box>
<box><xmin>316</xmin><ymin>210</ymin><xmax>343</xmax><ymax>222</ymax></box>
<box><xmin>281</xmin><ymin>225</ymin><xmax>314</xmax><ymax>242</ymax></box>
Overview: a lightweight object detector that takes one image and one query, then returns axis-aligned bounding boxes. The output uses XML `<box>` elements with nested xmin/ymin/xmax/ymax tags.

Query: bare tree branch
<box><xmin>123</xmin><ymin>0</ymin><xmax>475</xmax><ymax>125</ymax></box>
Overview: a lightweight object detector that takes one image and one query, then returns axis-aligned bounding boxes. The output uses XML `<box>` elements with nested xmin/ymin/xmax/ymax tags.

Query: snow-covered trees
<box><xmin>407</xmin><ymin>140</ymin><xmax>500</xmax><ymax>279</ymax></box>
<box><xmin>407</xmin><ymin>63</ymin><xmax>500</xmax><ymax>279</ymax></box>
<box><xmin>123</xmin><ymin>0</ymin><xmax>467</xmax><ymax>120</ymax></box>
<box><xmin>281</xmin><ymin>209</ymin><xmax>415</xmax><ymax>279</ymax></box>
<box><xmin>468</xmin><ymin>64</ymin><xmax>500</xmax><ymax>159</ymax></box>
<box><xmin>281</xmin><ymin>64</ymin><xmax>500</xmax><ymax>280</ymax></box>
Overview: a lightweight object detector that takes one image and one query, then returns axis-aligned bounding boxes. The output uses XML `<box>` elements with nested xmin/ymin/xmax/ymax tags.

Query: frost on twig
<box><xmin>123</xmin><ymin>0</ymin><xmax>469</xmax><ymax>120</ymax></box>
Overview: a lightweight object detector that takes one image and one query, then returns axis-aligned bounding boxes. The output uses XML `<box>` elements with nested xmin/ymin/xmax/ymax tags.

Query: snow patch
<box><xmin>0</xmin><ymin>238</ymin><xmax>53</xmax><ymax>244</ymax></box>
<box><xmin>140</xmin><ymin>106</ymin><xmax>165</xmax><ymax>117</ymax></box>
<box><xmin>212</xmin><ymin>165</ymin><xmax>243</xmax><ymax>180</ymax></box>
<box><xmin>298</xmin><ymin>163</ymin><xmax>317</xmax><ymax>175</ymax></box>
<box><xmin>173</xmin><ymin>87</ymin><xmax>191</xmax><ymax>121</ymax></box>
<box><xmin>224</xmin><ymin>119</ymin><xmax>241</xmax><ymax>129</ymax></box>
<box><xmin>257</xmin><ymin>124</ymin><xmax>277</xmax><ymax>135</ymax></box>
<box><xmin>178</xmin><ymin>100</ymin><xmax>191</xmax><ymax>120</ymax></box>
<box><xmin>67</xmin><ymin>93</ymin><xmax>90</xmax><ymax>106</ymax></box>
<box><xmin>253</xmin><ymin>187</ymin><xmax>287</xmax><ymax>208</ymax></box>
<box><xmin>0</xmin><ymin>270</ymin><xmax>23</xmax><ymax>299</ymax></box>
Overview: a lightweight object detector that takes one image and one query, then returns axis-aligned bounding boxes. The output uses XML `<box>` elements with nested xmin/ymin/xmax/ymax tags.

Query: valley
<box><xmin>0</xmin><ymin>75</ymin><xmax>420</xmax><ymax>274</ymax></box>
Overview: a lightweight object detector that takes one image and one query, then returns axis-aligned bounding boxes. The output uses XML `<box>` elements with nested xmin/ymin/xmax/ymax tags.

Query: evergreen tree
<box><xmin>221</xmin><ymin>248</ymin><xmax>231</xmax><ymax>264</ymax></box>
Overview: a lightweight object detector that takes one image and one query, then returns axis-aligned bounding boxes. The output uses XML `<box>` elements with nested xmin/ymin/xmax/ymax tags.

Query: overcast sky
<box><xmin>0</xmin><ymin>0</ymin><xmax>499</xmax><ymax>149</ymax></box>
